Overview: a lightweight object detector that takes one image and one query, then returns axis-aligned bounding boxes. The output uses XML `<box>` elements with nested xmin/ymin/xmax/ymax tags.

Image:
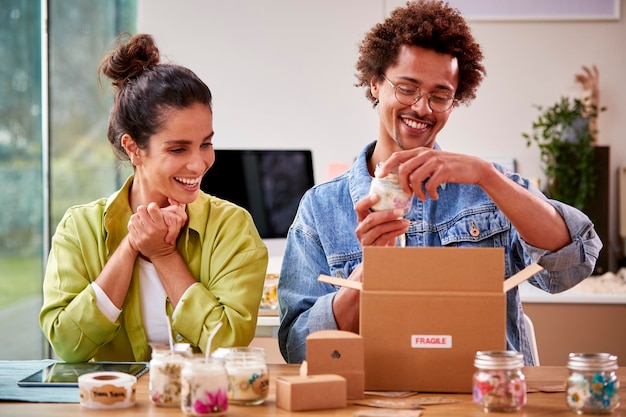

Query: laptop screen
<box><xmin>200</xmin><ymin>149</ymin><xmax>315</xmax><ymax>239</ymax></box>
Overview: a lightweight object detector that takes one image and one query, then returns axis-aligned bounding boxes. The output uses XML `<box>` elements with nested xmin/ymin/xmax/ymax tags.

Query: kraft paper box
<box><xmin>317</xmin><ymin>247</ymin><xmax>542</xmax><ymax>394</ymax></box>
<box><xmin>359</xmin><ymin>246</ymin><xmax>543</xmax><ymax>393</ymax></box>
<box><xmin>275</xmin><ymin>374</ymin><xmax>347</xmax><ymax>411</ymax></box>
<box><xmin>306</xmin><ymin>330</ymin><xmax>365</xmax><ymax>399</ymax></box>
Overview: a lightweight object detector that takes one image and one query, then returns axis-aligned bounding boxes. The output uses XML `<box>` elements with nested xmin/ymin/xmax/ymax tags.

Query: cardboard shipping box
<box><xmin>360</xmin><ymin>246</ymin><xmax>529</xmax><ymax>393</ymax></box>
<box><xmin>318</xmin><ymin>246</ymin><xmax>542</xmax><ymax>394</ymax></box>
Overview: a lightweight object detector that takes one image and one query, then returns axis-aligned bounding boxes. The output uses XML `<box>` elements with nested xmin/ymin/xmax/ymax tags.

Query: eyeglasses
<box><xmin>381</xmin><ymin>74</ymin><xmax>457</xmax><ymax>112</ymax></box>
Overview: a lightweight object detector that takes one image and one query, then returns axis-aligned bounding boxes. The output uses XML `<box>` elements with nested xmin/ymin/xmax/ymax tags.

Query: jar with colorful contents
<box><xmin>149</xmin><ymin>344</ymin><xmax>189</xmax><ymax>407</ymax></box>
<box><xmin>566</xmin><ymin>352</ymin><xmax>620</xmax><ymax>415</ymax></box>
<box><xmin>369</xmin><ymin>162</ymin><xmax>412</xmax><ymax>215</ymax></box>
<box><xmin>180</xmin><ymin>357</ymin><xmax>229</xmax><ymax>416</ymax></box>
<box><xmin>473</xmin><ymin>350</ymin><xmax>527</xmax><ymax>412</ymax></box>
<box><xmin>218</xmin><ymin>347</ymin><xmax>269</xmax><ymax>405</ymax></box>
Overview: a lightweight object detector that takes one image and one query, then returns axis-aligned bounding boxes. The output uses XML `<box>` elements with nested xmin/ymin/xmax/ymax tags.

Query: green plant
<box><xmin>522</xmin><ymin>96</ymin><xmax>605</xmax><ymax>212</ymax></box>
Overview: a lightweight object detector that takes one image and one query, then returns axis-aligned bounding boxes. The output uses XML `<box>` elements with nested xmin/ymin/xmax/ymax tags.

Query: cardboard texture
<box><xmin>306</xmin><ymin>330</ymin><xmax>365</xmax><ymax>399</ymax></box>
<box><xmin>275</xmin><ymin>374</ymin><xmax>347</xmax><ymax>411</ymax></box>
<box><xmin>360</xmin><ymin>246</ymin><xmax>508</xmax><ymax>393</ymax></box>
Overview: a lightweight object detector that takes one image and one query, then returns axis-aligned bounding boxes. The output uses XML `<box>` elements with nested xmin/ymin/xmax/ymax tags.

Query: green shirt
<box><xmin>40</xmin><ymin>176</ymin><xmax>268</xmax><ymax>362</ymax></box>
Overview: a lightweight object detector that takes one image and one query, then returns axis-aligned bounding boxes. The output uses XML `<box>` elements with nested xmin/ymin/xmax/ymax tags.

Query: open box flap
<box><xmin>318</xmin><ymin>256</ymin><xmax>543</xmax><ymax>293</ymax></box>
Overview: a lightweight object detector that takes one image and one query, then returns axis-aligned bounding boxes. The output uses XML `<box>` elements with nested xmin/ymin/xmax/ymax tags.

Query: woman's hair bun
<box><xmin>100</xmin><ymin>33</ymin><xmax>161</xmax><ymax>88</ymax></box>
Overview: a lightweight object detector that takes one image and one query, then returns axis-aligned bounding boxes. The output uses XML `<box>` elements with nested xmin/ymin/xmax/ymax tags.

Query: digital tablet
<box><xmin>17</xmin><ymin>361</ymin><xmax>149</xmax><ymax>387</ymax></box>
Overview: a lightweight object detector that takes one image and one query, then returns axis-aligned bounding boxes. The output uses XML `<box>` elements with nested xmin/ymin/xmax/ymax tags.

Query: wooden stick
<box><xmin>503</xmin><ymin>263</ymin><xmax>544</xmax><ymax>293</ymax></box>
<box><xmin>317</xmin><ymin>275</ymin><xmax>363</xmax><ymax>291</ymax></box>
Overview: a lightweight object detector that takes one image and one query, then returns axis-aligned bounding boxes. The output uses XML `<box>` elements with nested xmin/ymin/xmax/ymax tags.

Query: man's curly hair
<box><xmin>355</xmin><ymin>0</ymin><xmax>485</xmax><ymax>108</ymax></box>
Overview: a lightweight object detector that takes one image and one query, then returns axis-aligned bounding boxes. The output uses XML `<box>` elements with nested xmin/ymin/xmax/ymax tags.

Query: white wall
<box><xmin>138</xmin><ymin>0</ymin><xmax>626</xmax><ymax>269</ymax></box>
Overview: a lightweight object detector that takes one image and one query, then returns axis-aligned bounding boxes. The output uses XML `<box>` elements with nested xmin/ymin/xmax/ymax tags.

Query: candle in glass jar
<box><xmin>220</xmin><ymin>347</ymin><xmax>270</xmax><ymax>405</ymax></box>
<box><xmin>149</xmin><ymin>343</ymin><xmax>190</xmax><ymax>407</ymax></box>
<box><xmin>180</xmin><ymin>357</ymin><xmax>229</xmax><ymax>416</ymax></box>
<box><xmin>369</xmin><ymin>162</ymin><xmax>412</xmax><ymax>214</ymax></box>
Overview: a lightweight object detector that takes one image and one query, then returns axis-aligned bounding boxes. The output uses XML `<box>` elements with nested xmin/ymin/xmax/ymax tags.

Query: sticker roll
<box><xmin>78</xmin><ymin>371</ymin><xmax>137</xmax><ymax>409</ymax></box>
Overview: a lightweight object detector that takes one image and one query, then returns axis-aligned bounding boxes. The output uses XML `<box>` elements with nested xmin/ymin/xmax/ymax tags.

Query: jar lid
<box><xmin>567</xmin><ymin>353</ymin><xmax>618</xmax><ymax>372</ymax></box>
<box><xmin>374</xmin><ymin>162</ymin><xmax>400</xmax><ymax>180</ymax></box>
<box><xmin>474</xmin><ymin>350</ymin><xmax>524</xmax><ymax>370</ymax></box>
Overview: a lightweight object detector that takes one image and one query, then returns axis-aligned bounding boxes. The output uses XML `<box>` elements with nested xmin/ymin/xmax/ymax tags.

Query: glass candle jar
<box><xmin>221</xmin><ymin>347</ymin><xmax>269</xmax><ymax>405</ymax></box>
<box><xmin>566</xmin><ymin>352</ymin><xmax>620</xmax><ymax>415</ymax></box>
<box><xmin>180</xmin><ymin>357</ymin><xmax>229</xmax><ymax>416</ymax></box>
<box><xmin>149</xmin><ymin>344</ymin><xmax>188</xmax><ymax>407</ymax></box>
<box><xmin>473</xmin><ymin>350</ymin><xmax>527</xmax><ymax>412</ymax></box>
<box><xmin>260</xmin><ymin>274</ymin><xmax>279</xmax><ymax>311</ymax></box>
<box><xmin>369</xmin><ymin>162</ymin><xmax>412</xmax><ymax>215</ymax></box>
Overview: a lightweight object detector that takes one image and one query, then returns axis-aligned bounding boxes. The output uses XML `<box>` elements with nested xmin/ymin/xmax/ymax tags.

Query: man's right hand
<box><xmin>354</xmin><ymin>194</ymin><xmax>409</xmax><ymax>247</ymax></box>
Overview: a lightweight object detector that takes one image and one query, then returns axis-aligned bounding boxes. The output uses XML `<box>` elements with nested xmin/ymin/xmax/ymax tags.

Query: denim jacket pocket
<box><xmin>328</xmin><ymin>256</ymin><xmax>362</xmax><ymax>281</ymax></box>
<box><xmin>438</xmin><ymin>208</ymin><xmax>511</xmax><ymax>247</ymax></box>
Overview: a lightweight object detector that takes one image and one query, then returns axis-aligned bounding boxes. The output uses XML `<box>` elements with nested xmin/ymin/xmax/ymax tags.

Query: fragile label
<box><xmin>410</xmin><ymin>335</ymin><xmax>452</xmax><ymax>348</ymax></box>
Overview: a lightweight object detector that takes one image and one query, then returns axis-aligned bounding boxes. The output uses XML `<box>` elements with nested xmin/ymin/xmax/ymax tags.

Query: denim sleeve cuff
<box><xmin>521</xmin><ymin>237</ymin><xmax>580</xmax><ymax>269</ymax></box>
<box><xmin>521</xmin><ymin>199</ymin><xmax>602</xmax><ymax>270</ymax></box>
<box><xmin>307</xmin><ymin>292</ymin><xmax>339</xmax><ymax>333</ymax></box>
<box><xmin>519</xmin><ymin>200</ymin><xmax>602</xmax><ymax>293</ymax></box>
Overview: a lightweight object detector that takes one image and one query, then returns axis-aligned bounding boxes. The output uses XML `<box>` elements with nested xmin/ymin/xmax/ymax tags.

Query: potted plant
<box><xmin>522</xmin><ymin>96</ymin><xmax>606</xmax><ymax>212</ymax></box>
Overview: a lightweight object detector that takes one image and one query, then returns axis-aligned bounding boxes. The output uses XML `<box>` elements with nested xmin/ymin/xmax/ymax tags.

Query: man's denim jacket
<box><xmin>277</xmin><ymin>141</ymin><xmax>602</xmax><ymax>365</ymax></box>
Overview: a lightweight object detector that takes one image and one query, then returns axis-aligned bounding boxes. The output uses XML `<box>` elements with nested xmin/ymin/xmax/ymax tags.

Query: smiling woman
<box><xmin>39</xmin><ymin>33</ymin><xmax>268</xmax><ymax>363</ymax></box>
<box><xmin>121</xmin><ymin>102</ymin><xmax>215</xmax><ymax>210</ymax></box>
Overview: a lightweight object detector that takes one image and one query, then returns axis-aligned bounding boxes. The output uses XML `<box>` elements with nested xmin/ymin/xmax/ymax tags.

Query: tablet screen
<box><xmin>17</xmin><ymin>361</ymin><xmax>149</xmax><ymax>387</ymax></box>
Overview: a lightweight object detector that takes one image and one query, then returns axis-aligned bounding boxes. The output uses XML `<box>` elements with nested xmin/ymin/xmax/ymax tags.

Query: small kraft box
<box><xmin>319</xmin><ymin>246</ymin><xmax>542</xmax><ymax>394</ymax></box>
<box><xmin>306</xmin><ymin>330</ymin><xmax>365</xmax><ymax>399</ymax></box>
<box><xmin>275</xmin><ymin>374</ymin><xmax>347</xmax><ymax>411</ymax></box>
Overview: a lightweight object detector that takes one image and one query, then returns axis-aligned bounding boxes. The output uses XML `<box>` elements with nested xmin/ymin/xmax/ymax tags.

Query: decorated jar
<box><xmin>149</xmin><ymin>344</ymin><xmax>189</xmax><ymax>407</ymax></box>
<box><xmin>473</xmin><ymin>350</ymin><xmax>527</xmax><ymax>412</ymax></box>
<box><xmin>220</xmin><ymin>347</ymin><xmax>269</xmax><ymax>405</ymax></box>
<box><xmin>181</xmin><ymin>356</ymin><xmax>229</xmax><ymax>416</ymax></box>
<box><xmin>369</xmin><ymin>162</ymin><xmax>412</xmax><ymax>215</ymax></box>
<box><xmin>566</xmin><ymin>352</ymin><xmax>620</xmax><ymax>415</ymax></box>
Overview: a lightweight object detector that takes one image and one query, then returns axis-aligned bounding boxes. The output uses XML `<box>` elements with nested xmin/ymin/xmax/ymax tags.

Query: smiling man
<box><xmin>277</xmin><ymin>0</ymin><xmax>601</xmax><ymax>366</ymax></box>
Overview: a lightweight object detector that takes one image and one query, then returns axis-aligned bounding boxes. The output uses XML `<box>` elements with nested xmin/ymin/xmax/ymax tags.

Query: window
<box><xmin>0</xmin><ymin>0</ymin><xmax>135</xmax><ymax>360</ymax></box>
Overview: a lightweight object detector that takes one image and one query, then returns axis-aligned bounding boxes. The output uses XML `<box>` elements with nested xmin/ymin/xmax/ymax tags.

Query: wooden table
<box><xmin>1</xmin><ymin>365</ymin><xmax>624</xmax><ymax>416</ymax></box>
